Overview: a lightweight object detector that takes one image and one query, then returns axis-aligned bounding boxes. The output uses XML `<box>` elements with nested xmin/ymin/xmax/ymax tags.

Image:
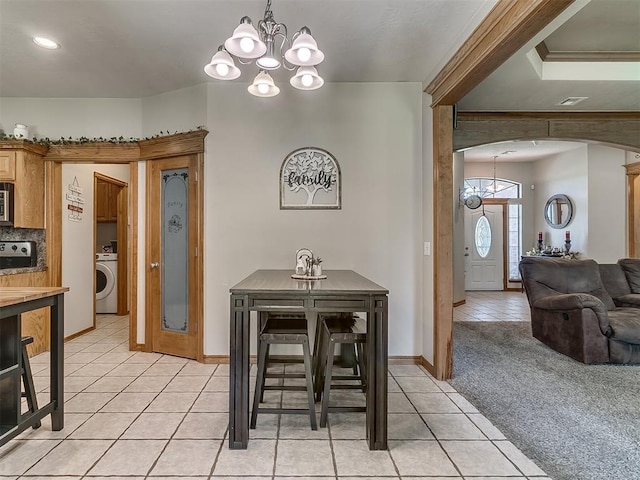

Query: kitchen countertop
<box><xmin>0</xmin><ymin>265</ymin><xmax>48</xmax><ymax>276</ymax></box>
<box><xmin>0</xmin><ymin>286</ymin><xmax>69</xmax><ymax>308</ymax></box>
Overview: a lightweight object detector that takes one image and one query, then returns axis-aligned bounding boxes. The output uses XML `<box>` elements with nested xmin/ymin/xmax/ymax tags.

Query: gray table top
<box><xmin>230</xmin><ymin>269</ymin><xmax>388</xmax><ymax>295</ymax></box>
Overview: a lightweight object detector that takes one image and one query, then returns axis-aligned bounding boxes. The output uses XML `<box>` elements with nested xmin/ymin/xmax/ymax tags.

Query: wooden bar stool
<box><xmin>255</xmin><ymin>311</ymin><xmax>307</xmax><ymax>402</ymax></box>
<box><xmin>315</xmin><ymin>314</ymin><xmax>367</xmax><ymax>428</ymax></box>
<box><xmin>250</xmin><ymin>316</ymin><xmax>318</xmax><ymax>430</ymax></box>
<box><xmin>21</xmin><ymin>336</ymin><xmax>41</xmax><ymax>429</ymax></box>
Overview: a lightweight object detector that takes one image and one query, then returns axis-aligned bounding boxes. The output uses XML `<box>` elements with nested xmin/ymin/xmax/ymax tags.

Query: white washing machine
<box><xmin>96</xmin><ymin>253</ymin><xmax>117</xmax><ymax>313</ymax></box>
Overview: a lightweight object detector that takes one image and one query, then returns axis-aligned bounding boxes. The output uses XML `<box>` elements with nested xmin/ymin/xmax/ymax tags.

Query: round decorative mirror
<box><xmin>544</xmin><ymin>194</ymin><xmax>573</xmax><ymax>229</ymax></box>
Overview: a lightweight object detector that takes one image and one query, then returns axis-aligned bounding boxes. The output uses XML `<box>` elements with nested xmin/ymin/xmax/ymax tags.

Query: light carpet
<box><xmin>450</xmin><ymin>321</ymin><xmax>640</xmax><ymax>480</ymax></box>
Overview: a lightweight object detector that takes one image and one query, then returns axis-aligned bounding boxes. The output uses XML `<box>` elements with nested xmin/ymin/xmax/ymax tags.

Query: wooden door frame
<box><xmin>44</xmin><ymin>131</ymin><xmax>207</xmax><ymax>362</ymax></box>
<box><xmin>425</xmin><ymin>0</ymin><xmax>577</xmax><ymax>379</ymax></box>
<box><xmin>94</xmin><ymin>172</ymin><xmax>129</xmax><ymax>320</ymax></box>
<box><xmin>145</xmin><ymin>155</ymin><xmax>200</xmax><ymax>359</ymax></box>
<box><xmin>466</xmin><ymin>198</ymin><xmax>509</xmax><ymax>291</ymax></box>
<box><xmin>625</xmin><ymin>162</ymin><xmax>640</xmax><ymax>258</ymax></box>
<box><xmin>139</xmin><ymin>132</ymin><xmax>206</xmax><ymax>361</ymax></box>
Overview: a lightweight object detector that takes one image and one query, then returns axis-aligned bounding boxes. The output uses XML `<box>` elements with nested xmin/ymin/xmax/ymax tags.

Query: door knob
<box><xmin>150</xmin><ymin>262</ymin><xmax>159</xmax><ymax>269</ymax></box>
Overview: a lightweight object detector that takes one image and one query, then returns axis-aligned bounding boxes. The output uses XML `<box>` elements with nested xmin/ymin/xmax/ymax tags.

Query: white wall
<box><xmin>422</xmin><ymin>96</ymin><xmax>434</xmax><ymax>364</ymax></box>
<box><xmin>141</xmin><ymin>84</ymin><xmax>207</xmax><ymax>137</ymax></box>
<box><xmin>203</xmin><ymin>82</ymin><xmax>423</xmax><ymax>356</ymax></box>
<box><xmin>61</xmin><ymin>164</ymin><xmax>130</xmax><ymax>336</ymax></box>
<box><xmin>2</xmin><ymin>83</ymin><xmax>427</xmax><ymax>358</ymax></box>
<box><xmin>534</xmin><ymin>146</ymin><xmax>588</xmax><ymax>253</ymax></box>
<box><xmin>586</xmin><ymin>144</ymin><xmax>626</xmax><ymax>262</ymax></box>
<box><xmin>532</xmin><ymin>144</ymin><xmax>628</xmax><ymax>261</ymax></box>
<box><xmin>0</xmin><ymin>98</ymin><xmax>141</xmax><ymax>139</ymax></box>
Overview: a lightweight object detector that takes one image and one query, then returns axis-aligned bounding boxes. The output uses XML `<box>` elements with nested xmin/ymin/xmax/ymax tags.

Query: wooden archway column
<box><xmin>425</xmin><ymin>0</ymin><xmax>575</xmax><ymax>379</ymax></box>
<box><xmin>625</xmin><ymin>162</ymin><xmax>640</xmax><ymax>258</ymax></box>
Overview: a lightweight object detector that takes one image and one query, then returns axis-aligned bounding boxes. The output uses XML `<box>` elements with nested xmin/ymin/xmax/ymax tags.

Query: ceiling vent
<box><xmin>557</xmin><ymin>96</ymin><xmax>588</xmax><ymax>106</ymax></box>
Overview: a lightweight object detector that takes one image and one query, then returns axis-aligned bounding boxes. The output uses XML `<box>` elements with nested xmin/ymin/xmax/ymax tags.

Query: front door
<box><xmin>147</xmin><ymin>155</ymin><xmax>199</xmax><ymax>358</ymax></box>
<box><xmin>464</xmin><ymin>204</ymin><xmax>504</xmax><ymax>290</ymax></box>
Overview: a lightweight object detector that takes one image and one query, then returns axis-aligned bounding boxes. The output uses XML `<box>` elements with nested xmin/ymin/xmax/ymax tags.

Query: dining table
<box><xmin>229</xmin><ymin>269</ymin><xmax>388</xmax><ymax>450</ymax></box>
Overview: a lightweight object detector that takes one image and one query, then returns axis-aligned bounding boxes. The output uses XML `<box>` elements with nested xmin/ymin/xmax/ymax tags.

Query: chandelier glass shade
<box><xmin>204</xmin><ymin>0</ymin><xmax>324</xmax><ymax>97</ymax></box>
<box><xmin>247</xmin><ymin>71</ymin><xmax>280</xmax><ymax>97</ymax></box>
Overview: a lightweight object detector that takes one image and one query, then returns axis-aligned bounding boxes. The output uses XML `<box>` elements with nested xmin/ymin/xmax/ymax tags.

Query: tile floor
<box><xmin>0</xmin><ymin>311</ymin><xmax>549</xmax><ymax>479</ymax></box>
<box><xmin>454</xmin><ymin>290</ymin><xmax>530</xmax><ymax>322</ymax></box>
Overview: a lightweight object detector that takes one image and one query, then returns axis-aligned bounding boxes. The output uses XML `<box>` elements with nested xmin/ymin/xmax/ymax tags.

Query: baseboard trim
<box><xmin>133</xmin><ymin>343</ymin><xmax>146</xmax><ymax>351</ymax></box>
<box><xmin>419</xmin><ymin>356</ymin><xmax>436</xmax><ymax>377</ymax></box>
<box><xmin>203</xmin><ymin>355</ymin><xmax>230</xmax><ymax>364</ymax></box>
<box><xmin>453</xmin><ymin>299</ymin><xmax>466</xmax><ymax>307</ymax></box>
<box><xmin>389</xmin><ymin>356</ymin><xmax>421</xmax><ymax>365</ymax></box>
<box><xmin>65</xmin><ymin>326</ymin><xmax>94</xmax><ymax>342</ymax></box>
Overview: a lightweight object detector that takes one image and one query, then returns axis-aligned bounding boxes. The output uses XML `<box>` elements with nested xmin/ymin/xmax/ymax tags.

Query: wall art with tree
<box><xmin>279</xmin><ymin>147</ymin><xmax>341</xmax><ymax>209</ymax></box>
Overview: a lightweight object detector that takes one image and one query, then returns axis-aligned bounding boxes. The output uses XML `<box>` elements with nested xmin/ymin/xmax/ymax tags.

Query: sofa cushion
<box><xmin>520</xmin><ymin>258</ymin><xmax>616</xmax><ymax>310</ymax></box>
<box><xmin>599</xmin><ymin>264</ymin><xmax>632</xmax><ymax>299</ymax></box>
<box><xmin>608</xmin><ymin>308</ymin><xmax>640</xmax><ymax>344</ymax></box>
<box><xmin>619</xmin><ymin>258</ymin><xmax>640</xmax><ymax>294</ymax></box>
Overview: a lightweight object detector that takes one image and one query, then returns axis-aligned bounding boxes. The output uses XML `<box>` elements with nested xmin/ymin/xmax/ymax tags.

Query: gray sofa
<box><xmin>600</xmin><ymin>259</ymin><xmax>640</xmax><ymax>308</ymax></box>
<box><xmin>519</xmin><ymin>257</ymin><xmax>640</xmax><ymax>364</ymax></box>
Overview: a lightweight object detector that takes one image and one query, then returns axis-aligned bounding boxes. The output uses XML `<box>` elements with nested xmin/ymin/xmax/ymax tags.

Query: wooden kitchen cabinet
<box><xmin>96</xmin><ymin>179</ymin><xmax>118</xmax><ymax>222</ymax></box>
<box><xmin>0</xmin><ymin>141</ymin><xmax>46</xmax><ymax>228</ymax></box>
<box><xmin>0</xmin><ymin>151</ymin><xmax>17</xmax><ymax>180</ymax></box>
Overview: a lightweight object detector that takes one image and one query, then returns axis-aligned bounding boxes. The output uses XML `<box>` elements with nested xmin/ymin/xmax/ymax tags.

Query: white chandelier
<box><xmin>204</xmin><ymin>0</ymin><xmax>325</xmax><ymax>97</ymax></box>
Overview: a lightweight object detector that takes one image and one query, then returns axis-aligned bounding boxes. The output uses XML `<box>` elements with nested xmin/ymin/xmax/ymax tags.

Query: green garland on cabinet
<box><xmin>0</xmin><ymin>126</ymin><xmax>206</xmax><ymax>146</ymax></box>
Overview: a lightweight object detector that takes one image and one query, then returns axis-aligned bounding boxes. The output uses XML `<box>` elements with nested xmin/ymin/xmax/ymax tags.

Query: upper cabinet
<box><xmin>0</xmin><ymin>142</ymin><xmax>47</xmax><ymax>229</ymax></box>
<box><xmin>96</xmin><ymin>179</ymin><xmax>118</xmax><ymax>222</ymax></box>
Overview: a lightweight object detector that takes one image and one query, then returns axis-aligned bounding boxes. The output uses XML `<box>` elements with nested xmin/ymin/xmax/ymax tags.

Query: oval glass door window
<box><xmin>475</xmin><ymin>215</ymin><xmax>492</xmax><ymax>258</ymax></box>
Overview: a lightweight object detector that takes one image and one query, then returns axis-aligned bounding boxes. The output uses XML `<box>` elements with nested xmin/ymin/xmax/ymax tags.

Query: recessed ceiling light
<box><xmin>33</xmin><ymin>37</ymin><xmax>60</xmax><ymax>49</ymax></box>
<box><xmin>557</xmin><ymin>97</ymin><xmax>588</xmax><ymax>106</ymax></box>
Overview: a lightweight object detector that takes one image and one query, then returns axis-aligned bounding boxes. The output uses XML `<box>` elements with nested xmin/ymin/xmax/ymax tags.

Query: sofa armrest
<box><xmin>614</xmin><ymin>293</ymin><xmax>640</xmax><ymax>309</ymax></box>
<box><xmin>533</xmin><ymin>293</ymin><xmax>612</xmax><ymax>337</ymax></box>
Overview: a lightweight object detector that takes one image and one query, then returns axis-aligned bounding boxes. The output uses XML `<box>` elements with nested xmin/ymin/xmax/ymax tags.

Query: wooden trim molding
<box><xmin>425</xmin><ymin>0</ymin><xmax>575</xmax><ymax>106</ymax></box>
<box><xmin>455</xmin><ymin>111</ymin><xmax>640</xmax><ymax>151</ymax></box>
<box><xmin>625</xmin><ymin>162</ymin><xmax>640</xmax><ymax>258</ymax></box>
<box><xmin>203</xmin><ymin>355</ymin><xmax>230</xmax><ymax>364</ymax></box>
<box><xmin>536</xmin><ymin>41</ymin><xmax>640</xmax><ymax>62</ymax></box>
<box><xmin>138</xmin><ymin>130</ymin><xmax>207</xmax><ymax>160</ymax></box>
<box><xmin>129</xmin><ymin>163</ymin><xmax>139</xmax><ymax>351</ymax></box>
<box><xmin>46</xmin><ymin>143</ymin><xmax>139</xmax><ymax>163</ymax></box>
<box><xmin>45</xmin><ymin>160</ymin><xmax>62</xmax><ymax>287</ymax></box>
<box><xmin>419</xmin><ymin>357</ymin><xmax>437</xmax><ymax>377</ymax></box>
<box><xmin>453</xmin><ymin>299</ymin><xmax>466</xmax><ymax>307</ymax></box>
<box><xmin>65</xmin><ymin>326</ymin><xmax>94</xmax><ymax>342</ymax></box>
<box><xmin>0</xmin><ymin>140</ymin><xmax>48</xmax><ymax>156</ymax></box>
<box><xmin>625</xmin><ymin>162</ymin><xmax>640</xmax><ymax>175</ymax></box>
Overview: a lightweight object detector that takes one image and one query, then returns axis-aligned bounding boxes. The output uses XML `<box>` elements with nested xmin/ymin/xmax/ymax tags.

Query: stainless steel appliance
<box><xmin>0</xmin><ymin>241</ymin><xmax>37</xmax><ymax>268</ymax></box>
<box><xmin>0</xmin><ymin>183</ymin><xmax>14</xmax><ymax>226</ymax></box>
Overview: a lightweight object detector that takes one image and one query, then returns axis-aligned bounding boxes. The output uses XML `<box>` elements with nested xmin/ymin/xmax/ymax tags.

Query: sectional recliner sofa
<box><xmin>519</xmin><ymin>257</ymin><xmax>640</xmax><ymax>364</ymax></box>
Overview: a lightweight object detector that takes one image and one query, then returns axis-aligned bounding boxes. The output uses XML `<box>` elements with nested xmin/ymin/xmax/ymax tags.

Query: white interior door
<box><xmin>464</xmin><ymin>204</ymin><xmax>504</xmax><ymax>290</ymax></box>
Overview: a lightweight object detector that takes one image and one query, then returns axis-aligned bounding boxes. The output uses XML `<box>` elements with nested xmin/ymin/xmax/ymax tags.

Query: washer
<box><xmin>96</xmin><ymin>253</ymin><xmax>117</xmax><ymax>313</ymax></box>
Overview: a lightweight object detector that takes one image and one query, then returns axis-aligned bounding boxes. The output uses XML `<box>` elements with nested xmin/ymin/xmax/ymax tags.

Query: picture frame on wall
<box><xmin>279</xmin><ymin>147</ymin><xmax>341</xmax><ymax>210</ymax></box>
